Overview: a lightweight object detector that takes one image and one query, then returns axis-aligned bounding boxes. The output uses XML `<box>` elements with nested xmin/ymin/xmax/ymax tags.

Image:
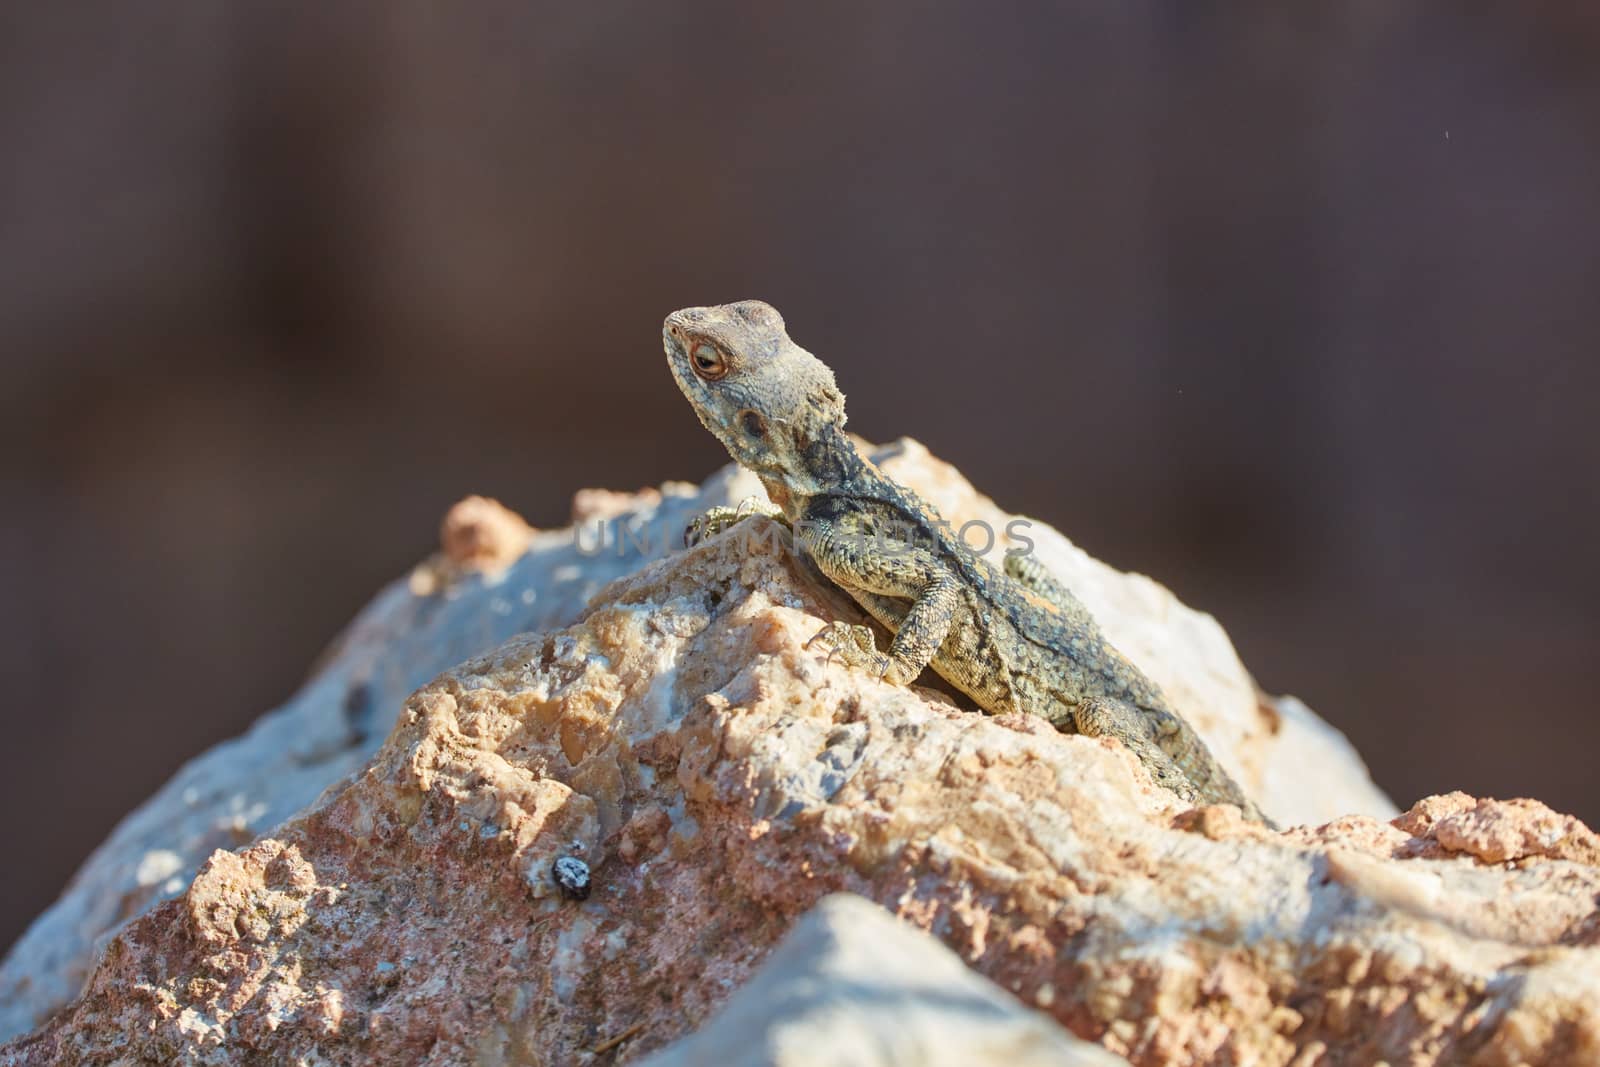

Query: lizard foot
<box><xmin>682</xmin><ymin>496</ymin><xmax>784</xmax><ymax>548</ymax></box>
<box><xmin>806</xmin><ymin>621</ymin><xmax>895</xmax><ymax>680</ymax></box>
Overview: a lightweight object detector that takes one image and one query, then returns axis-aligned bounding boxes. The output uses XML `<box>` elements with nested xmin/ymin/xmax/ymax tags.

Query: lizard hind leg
<box><xmin>1072</xmin><ymin>697</ymin><xmax>1276</xmax><ymax>825</ymax></box>
<box><xmin>1069</xmin><ymin>697</ymin><xmax>1202</xmax><ymax>804</ymax></box>
<box><xmin>1004</xmin><ymin>549</ymin><xmax>1099</xmax><ymax>629</ymax></box>
<box><xmin>1004</xmin><ymin>549</ymin><xmax>1073</xmax><ymax>606</ymax></box>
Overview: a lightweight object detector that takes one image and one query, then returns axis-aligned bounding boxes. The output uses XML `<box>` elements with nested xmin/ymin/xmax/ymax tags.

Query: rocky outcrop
<box><xmin>2</xmin><ymin>447</ymin><xmax>1595</xmax><ymax>1064</ymax></box>
<box><xmin>0</xmin><ymin>441</ymin><xmax>1387</xmax><ymax>1045</ymax></box>
<box><xmin>0</xmin><ymin>480</ymin><xmax>702</xmax><ymax>1043</ymax></box>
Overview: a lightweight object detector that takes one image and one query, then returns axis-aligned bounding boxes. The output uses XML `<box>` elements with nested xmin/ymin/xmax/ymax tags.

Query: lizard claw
<box><xmin>807</xmin><ymin>621</ymin><xmax>886</xmax><ymax>676</ymax></box>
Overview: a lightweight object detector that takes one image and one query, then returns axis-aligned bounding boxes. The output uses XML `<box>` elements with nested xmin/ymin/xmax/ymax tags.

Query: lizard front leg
<box><xmin>802</xmin><ymin>515</ymin><xmax>961</xmax><ymax>686</ymax></box>
<box><xmin>683</xmin><ymin>496</ymin><xmax>788</xmax><ymax>548</ymax></box>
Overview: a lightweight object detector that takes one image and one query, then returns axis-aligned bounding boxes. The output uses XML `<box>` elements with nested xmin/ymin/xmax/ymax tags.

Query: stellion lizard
<box><xmin>664</xmin><ymin>299</ymin><xmax>1270</xmax><ymax>824</ymax></box>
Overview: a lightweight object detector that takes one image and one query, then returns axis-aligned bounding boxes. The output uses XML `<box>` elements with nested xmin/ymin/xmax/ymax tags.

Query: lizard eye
<box><xmin>739</xmin><ymin>409</ymin><xmax>766</xmax><ymax>438</ymax></box>
<box><xmin>690</xmin><ymin>343</ymin><xmax>728</xmax><ymax>381</ymax></box>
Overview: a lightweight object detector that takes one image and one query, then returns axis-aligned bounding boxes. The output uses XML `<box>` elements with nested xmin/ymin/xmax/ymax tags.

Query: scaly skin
<box><xmin>664</xmin><ymin>300</ymin><xmax>1270</xmax><ymax>824</ymax></box>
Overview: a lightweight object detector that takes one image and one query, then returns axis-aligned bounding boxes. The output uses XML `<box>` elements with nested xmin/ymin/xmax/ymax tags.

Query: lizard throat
<box><xmin>751</xmin><ymin>420</ymin><xmax>870</xmax><ymax>517</ymax></box>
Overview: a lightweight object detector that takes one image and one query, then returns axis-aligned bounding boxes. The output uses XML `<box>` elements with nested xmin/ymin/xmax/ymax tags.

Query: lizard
<box><xmin>663</xmin><ymin>299</ymin><xmax>1271</xmax><ymax>825</ymax></box>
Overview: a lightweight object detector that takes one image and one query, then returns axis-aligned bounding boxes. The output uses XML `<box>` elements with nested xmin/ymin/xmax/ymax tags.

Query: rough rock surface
<box><xmin>638</xmin><ymin>893</ymin><xmax>1123</xmax><ymax>1067</ymax></box>
<box><xmin>0</xmin><ymin>440</ymin><xmax>1390</xmax><ymax>1043</ymax></box>
<box><xmin>1</xmin><ymin>452</ymin><xmax>1595</xmax><ymax>1064</ymax></box>
<box><xmin>0</xmin><ymin>482</ymin><xmax>696</xmax><ymax>1042</ymax></box>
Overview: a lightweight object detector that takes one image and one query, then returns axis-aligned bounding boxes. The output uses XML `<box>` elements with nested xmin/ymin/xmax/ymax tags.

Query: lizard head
<box><xmin>664</xmin><ymin>300</ymin><xmax>848</xmax><ymax>501</ymax></box>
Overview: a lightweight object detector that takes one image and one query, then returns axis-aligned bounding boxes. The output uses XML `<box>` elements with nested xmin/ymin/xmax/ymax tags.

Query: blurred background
<box><xmin>3</xmin><ymin>3</ymin><xmax>1598</xmax><ymax>954</ymax></box>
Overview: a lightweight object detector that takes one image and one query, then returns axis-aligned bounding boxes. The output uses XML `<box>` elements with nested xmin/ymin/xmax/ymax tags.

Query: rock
<box><xmin>637</xmin><ymin>893</ymin><xmax>1124</xmax><ymax>1067</ymax></box>
<box><xmin>1</xmin><ymin>455</ymin><xmax>1594</xmax><ymax>1064</ymax></box>
<box><xmin>0</xmin><ymin>471</ymin><xmax>739</xmax><ymax>1042</ymax></box>
<box><xmin>437</xmin><ymin>494</ymin><xmax>535</xmax><ymax>572</ymax></box>
<box><xmin>6</xmin><ymin>440</ymin><xmax>1385</xmax><ymax>1042</ymax></box>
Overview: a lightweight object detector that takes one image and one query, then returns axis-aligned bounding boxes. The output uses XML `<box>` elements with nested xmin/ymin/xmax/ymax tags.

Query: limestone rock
<box><xmin>638</xmin><ymin>893</ymin><xmax>1124</xmax><ymax>1067</ymax></box>
<box><xmin>1</xmin><ymin>472</ymin><xmax>1594</xmax><ymax>1064</ymax></box>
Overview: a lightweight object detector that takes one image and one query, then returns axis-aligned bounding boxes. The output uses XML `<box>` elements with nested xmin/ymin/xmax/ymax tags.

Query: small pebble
<box><xmin>552</xmin><ymin>856</ymin><xmax>591</xmax><ymax>901</ymax></box>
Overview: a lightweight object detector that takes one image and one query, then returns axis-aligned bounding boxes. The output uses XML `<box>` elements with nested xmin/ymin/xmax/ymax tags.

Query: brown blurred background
<box><xmin>3</xmin><ymin>3</ymin><xmax>1598</xmax><ymax>954</ymax></box>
